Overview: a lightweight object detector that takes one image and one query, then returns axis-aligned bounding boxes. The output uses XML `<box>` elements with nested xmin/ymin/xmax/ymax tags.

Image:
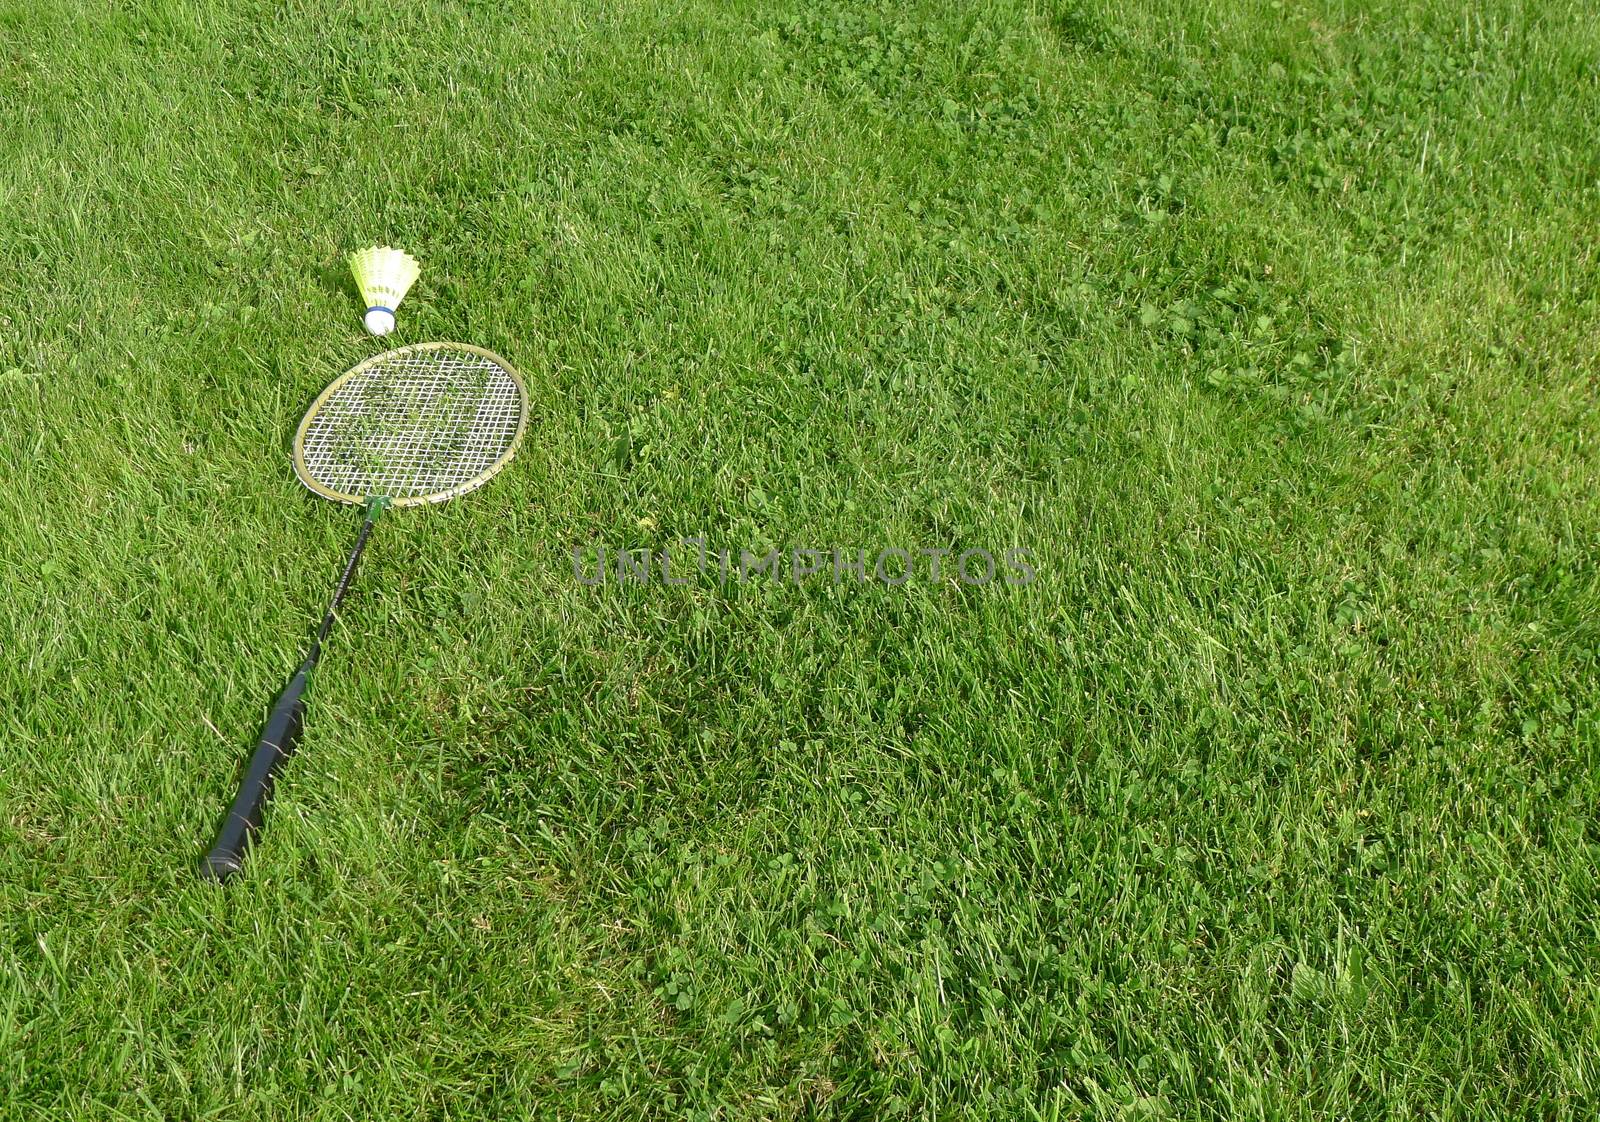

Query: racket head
<box><xmin>292</xmin><ymin>342</ymin><xmax>529</xmax><ymax>507</ymax></box>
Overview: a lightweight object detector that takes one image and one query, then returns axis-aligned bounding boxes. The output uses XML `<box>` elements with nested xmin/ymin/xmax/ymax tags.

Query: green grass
<box><xmin>3</xmin><ymin>0</ymin><xmax>1598</xmax><ymax>1116</ymax></box>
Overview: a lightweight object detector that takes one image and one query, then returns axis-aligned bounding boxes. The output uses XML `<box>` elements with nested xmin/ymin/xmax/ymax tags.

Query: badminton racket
<box><xmin>200</xmin><ymin>342</ymin><xmax>528</xmax><ymax>882</ymax></box>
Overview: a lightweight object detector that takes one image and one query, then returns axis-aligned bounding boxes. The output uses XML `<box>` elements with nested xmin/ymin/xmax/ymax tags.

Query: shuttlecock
<box><xmin>348</xmin><ymin>245</ymin><xmax>419</xmax><ymax>336</ymax></box>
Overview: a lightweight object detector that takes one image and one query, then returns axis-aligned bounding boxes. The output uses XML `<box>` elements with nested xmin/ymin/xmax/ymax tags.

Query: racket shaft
<box><xmin>200</xmin><ymin>658</ymin><xmax>313</xmax><ymax>881</ymax></box>
<box><xmin>199</xmin><ymin>503</ymin><xmax>380</xmax><ymax>883</ymax></box>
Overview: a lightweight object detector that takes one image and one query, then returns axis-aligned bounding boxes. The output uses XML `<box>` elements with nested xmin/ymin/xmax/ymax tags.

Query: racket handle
<box><xmin>200</xmin><ymin>657</ymin><xmax>314</xmax><ymax>882</ymax></box>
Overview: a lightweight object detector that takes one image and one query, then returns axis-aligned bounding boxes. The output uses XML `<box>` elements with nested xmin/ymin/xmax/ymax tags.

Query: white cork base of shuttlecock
<box><xmin>364</xmin><ymin>308</ymin><xmax>396</xmax><ymax>336</ymax></box>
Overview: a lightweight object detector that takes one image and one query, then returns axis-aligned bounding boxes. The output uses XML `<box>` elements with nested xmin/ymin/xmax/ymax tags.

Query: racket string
<box><xmin>298</xmin><ymin>349</ymin><xmax>524</xmax><ymax>501</ymax></box>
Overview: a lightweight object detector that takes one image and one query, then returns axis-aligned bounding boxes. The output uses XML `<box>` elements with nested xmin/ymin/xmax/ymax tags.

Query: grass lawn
<box><xmin>3</xmin><ymin>0</ymin><xmax>1598</xmax><ymax>1116</ymax></box>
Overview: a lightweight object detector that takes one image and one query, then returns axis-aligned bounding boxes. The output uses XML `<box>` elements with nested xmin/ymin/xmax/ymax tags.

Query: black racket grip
<box><xmin>200</xmin><ymin>658</ymin><xmax>314</xmax><ymax>882</ymax></box>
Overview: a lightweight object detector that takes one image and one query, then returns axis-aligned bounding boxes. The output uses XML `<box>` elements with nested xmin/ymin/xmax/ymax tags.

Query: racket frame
<box><xmin>291</xmin><ymin>341</ymin><xmax>529</xmax><ymax>507</ymax></box>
